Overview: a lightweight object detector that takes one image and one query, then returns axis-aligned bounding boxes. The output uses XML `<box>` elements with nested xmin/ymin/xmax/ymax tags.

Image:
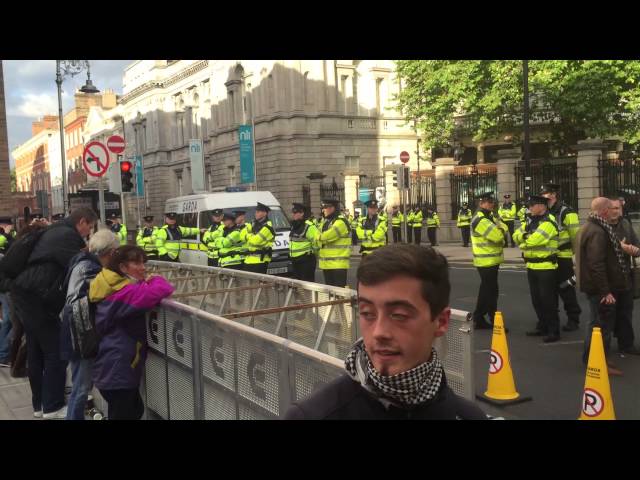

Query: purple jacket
<box><xmin>89</xmin><ymin>269</ymin><xmax>174</xmax><ymax>390</ymax></box>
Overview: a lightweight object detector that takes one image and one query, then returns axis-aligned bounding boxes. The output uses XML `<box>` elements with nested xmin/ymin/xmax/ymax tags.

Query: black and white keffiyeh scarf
<box><xmin>345</xmin><ymin>338</ymin><xmax>444</xmax><ymax>408</ymax></box>
<box><xmin>589</xmin><ymin>212</ymin><xmax>629</xmax><ymax>275</ymax></box>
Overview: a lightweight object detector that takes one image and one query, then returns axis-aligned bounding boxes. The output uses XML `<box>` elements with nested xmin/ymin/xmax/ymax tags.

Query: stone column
<box><xmin>307</xmin><ymin>173</ymin><xmax>326</xmax><ymax>218</ymax></box>
<box><xmin>496</xmin><ymin>147</ymin><xmax>520</xmax><ymax>199</ymax></box>
<box><xmin>575</xmin><ymin>140</ymin><xmax>605</xmax><ymax>222</ymax></box>
<box><xmin>343</xmin><ymin>174</ymin><xmax>359</xmax><ymax>214</ymax></box>
<box><xmin>434</xmin><ymin>157</ymin><xmax>458</xmax><ymax>242</ymax></box>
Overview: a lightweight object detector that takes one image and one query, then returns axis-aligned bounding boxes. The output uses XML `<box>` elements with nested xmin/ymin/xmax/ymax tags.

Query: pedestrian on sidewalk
<box><xmin>283</xmin><ymin>244</ymin><xmax>487</xmax><ymax>420</ymax></box>
<box><xmin>498</xmin><ymin>194</ymin><xmax>517</xmax><ymax>248</ymax></box>
<box><xmin>606</xmin><ymin>197</ymin><xmax>640</xmax><ymax>355</ymax></box>
<box><xmin>513</xmin><ymin>195</ymin><xmax>561</xmax><ymax>343</ymax></box>
<box><xmin>90</xmin><ymin>246</ymin><xmax>174</xmax><ymax>419</ymax></box>
<box><xmin>470</xmin><ymin>192</ymin><xmax>508</xmax><ymax>329</ymax></box>
<box><xmin>426</xmin><ymin>207</ymin><xmax>440</xmax><ymax>246</ymax></box>
<box><xmin>391</xmin><ymin>206</ymin><xmax>403</xmax><ymax>244</ymax></box>
<box><xmin>12</xmin><ymin>207</ymin><xmax>98</xmax><ymax>419</ymax></box>
<box><xmin>411</xmin><ymin>207</ymin><xmax>423</xmax><ymax>245</ymax></box>
<box><xmin>60</xmin><ymin>229</ymin><xmax>120</xmax><ymax>420</ymax></box>
<box><xmin>576</xmin><ymin>197</ymin><xmax>632</xmax><ymax>376</ymax></box>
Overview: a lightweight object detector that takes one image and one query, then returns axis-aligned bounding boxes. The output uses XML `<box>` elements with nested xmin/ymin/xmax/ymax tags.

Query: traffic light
<box><xmin>403</xmin><ymin>166</ymin><xmax>410</xmax><ymax>189</ymax></box>
<box><xmin>392</xmin><ymin>169</ymin><xmax>399</xmax><ymax>188</ymax></box>
<box><xmin>120</xmin><ymin>160</ymin><xmax>134</xmax><ymax>192</ymax></box>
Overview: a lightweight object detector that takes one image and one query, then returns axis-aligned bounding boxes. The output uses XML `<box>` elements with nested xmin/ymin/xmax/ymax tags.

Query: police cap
<box><xmin>0</xmin><ymin>217</ymin><xmax>12</xmax><ymax>224</ymax></box>
<box><xmin>222</xmin><ymin>212</ymin><xmax>236</xmax><ymax>221</ymax></box>
<box><xmin>30</xmin><ymin>213</ymin><xmax>43</xmax><ymax>220</ymax></box>
<box><xmin>478</xmin><ymin>191</ymin><xmax>495</xmax><ymax>202</ymax></box>
<box><xmin>528</xmin><ymin>195</ymin><xmax>549</xmax><ymax>207</ymax></box>
<box><xmin>211</xmin><ymin>209</ymin><xmax>223</xmax><ymax>216</ymax></box>
<box><xmin>256</xmin><ymin>202</ymin><xmax>271</xmax><ymax>213</ymax></box>
<box><xmin>51</xmin><ymin>213</ymin><xmax>64</xmax><ymax>221</ymax></box>
<box><xmin>165</xmin><ymin>212</ymin><xmax>178</xmax><ymax>219</ymax></box>
<box><xmin>364</xmin><ymin>199</ymin><xmax>378</xmax><ymax>208</ymax></box>
<box><xmin>503</xmin><ymin>194</ymin><xmax>511</xmax><ymax>199</ymax></box>
<box><xmin>292</xmin><ymin>203</ymin><xmax>306</xmax><ymax>213</ymax></box>
<box><xmin>540</xmin><ymin>183</ymin><xmax>561</xmax><ymax>194</ymax></box>
<box><xmin>143</xmin><ymin>215</ymin><xmax>154</xmax><ymax>222</ymax></box>
<box><xmin>321</xmin><ymin>199</ymin><xmax>339</xmax><ymax>208</ymax></box>
<box><xmin>233</xmin><ymin>210</ymin><xmax>246</xmax><ymax>216</ymax></box>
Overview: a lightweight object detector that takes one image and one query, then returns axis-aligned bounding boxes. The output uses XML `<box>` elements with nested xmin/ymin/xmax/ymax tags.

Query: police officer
<box><xmin>136</xmin><ymin>215</ymin><xmax>160</xmax><ymax>260</ymax></box>
<box><xmin>350</xmin><ymin>210</ymin><xmax>360</xmax><ymax>246</ymax></box>
<box><xmin>201</xmin><ymin>209</ymin><xmax>224</xmax><ymax>267</ymax></box>
<box><xmin>471</xmin><ymin>192</ymin><xmax>508</xmax><ymax>329</ymax></box>
<box><xmin>234</xmin><ymin>210</ymin><xmax>249</xmax><ymax>265</ymax></box>
<box><xmin>378</xmin><ymin>205</ymin><xmax>389</xmax><ymax>244</ymax></box>
<box><xmin>426</xmin><ymin>207</ymin><xmax>440</xmax><ymax>246</ymax></box>
<box><xmin>513</xmin><ymin>195</ymin><xmax>561</xmax><ymax>343</ymax></box>
<box><xmin>0</xmin><ymin>217</ymin><xmax>12</xmax><ymax>254</ymax></box>
<box><xmin>540</xmin><ymin>183</ymin><xmax>581</xmax><ymax>332</ymax></box>
<box><xmin>289</xmin><ymin>203</ymin><xmax>319</xmax><ymax>282</ymax></box>
<box><xmin>457</xmin><ymin>202</ymin><xmax>472</xmax><ymax>247</ymax></box>
<box><xmin>498</xmin><ymin>194</ymin><xmax>517</xmax><ymax>247</ymax></box>
<box><xmin>110</xmin><ymin>214</ymin><xmax>128</xmax><ymax>246</ymax></box>
<box><xmin>411</xmin><ymin>206</ymin><xmax>423</xmax><ymax>245</ymax></box>
<box><xmin>155</xmin><ymin>212</ymin><xmax>200</xmax><ymax>262</ymax></box>
<box><xmin>315</xmin><ymin>198</ymin><xmax>351</xmax><ymax>287</ymax></box>
<box><xmin>244</xmin><ymin>202</ymin><xmax>276</xmax><ymax>274</ymax></box>
<box><xmin>356</xmin><ymin>199</ymin><xmax>387</xmax><ymax>256</ymax></box>
<box><xmin>215</xmin><ymin>212</ymin><xmax>244</xmax><ymax>270</ymax></box>
<box><xmin>517</xmin><ymin>202</ymin><xmax>528</xmax><ymax>226</ymax></box>
<box><xmin>391</xmin><ymin>205</ymin><xmax>403</xmax><ymax>243</ymax></box>
<box><xmin>405</xmin><ymin>207</ymin><xmax>414</xmax><ymax>244</ymax></box>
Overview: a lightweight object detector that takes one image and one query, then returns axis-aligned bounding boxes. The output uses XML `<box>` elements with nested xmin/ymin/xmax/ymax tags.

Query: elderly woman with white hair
<box><xmin>59</xmin><ymin>229</ymin><xmax>120</xmax><ymax>420</ymax></box>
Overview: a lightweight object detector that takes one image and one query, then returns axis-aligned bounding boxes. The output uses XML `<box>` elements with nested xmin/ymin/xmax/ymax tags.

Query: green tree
<box><xmin>395</xmin><ymin>60</ymin><xmax>640</xmax><ymax>152</ymax></box>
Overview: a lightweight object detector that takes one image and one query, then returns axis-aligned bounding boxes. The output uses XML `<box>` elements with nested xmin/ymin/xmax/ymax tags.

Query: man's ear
<box><xmin>433</xmin><ymin>307</ymin><xmax>451</xmax><ymax>338</ymax></box>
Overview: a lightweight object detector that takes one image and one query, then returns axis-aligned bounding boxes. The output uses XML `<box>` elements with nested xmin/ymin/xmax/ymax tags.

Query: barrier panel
<box><xmin>119</xmin><ymin>261</ymin><xmax>476</xmax><ymax>419</ymax></box>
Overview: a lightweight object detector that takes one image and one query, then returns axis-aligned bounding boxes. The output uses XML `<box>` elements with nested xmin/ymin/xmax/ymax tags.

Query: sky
<box><xmin>2</xmin><ymin>60</ymin><xmax>132</xmax><ymax>167</ymax></box>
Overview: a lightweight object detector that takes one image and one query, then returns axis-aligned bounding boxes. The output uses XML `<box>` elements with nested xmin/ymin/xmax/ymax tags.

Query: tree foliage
<box><xmin>395</xmin><ymin>60</ymin><xmax>640</xmax><ymax>151</ymax></box>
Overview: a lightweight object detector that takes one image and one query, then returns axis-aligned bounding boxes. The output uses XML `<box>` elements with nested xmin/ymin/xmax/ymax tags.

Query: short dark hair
<box><xmin>69</xmin><ymin>207</ymin><xmax>98</xmax><ymax>226</ymax></box>
<box><xmin>107</xmin><ymin>245</ymin><xmax>147</xmax><ymax>276</ymax></box>
<box><xmin>357</xmin><ymin>244</ymin><xmax>450</xmax><ymax>318</ymax></box>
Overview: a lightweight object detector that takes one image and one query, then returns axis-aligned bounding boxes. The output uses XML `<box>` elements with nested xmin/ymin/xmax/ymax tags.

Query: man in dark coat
<box><xmin>283</xmin><ymin>244</ymin><xmax>486</xmax><ymax>420</ymax></box>
<box><xmin>11</xmin><ymin>207</ymin><xmax>98</xmax><ymax>419</ymax></box>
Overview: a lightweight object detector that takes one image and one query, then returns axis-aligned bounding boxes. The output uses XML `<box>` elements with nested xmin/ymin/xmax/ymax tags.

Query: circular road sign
<box><xmin>107</xmin><ymin>135</ymin><xmax>126</xmax><ymax>154</ymax></box>
<box><xmin>400</xmin><ymin>151</ymin><xmax>410</xmax><ymax>164</ymax></box>
<box><xmin>82</xmin><ymin>141</ymin><xmax>110</xmax><ymax>178</ymax></box>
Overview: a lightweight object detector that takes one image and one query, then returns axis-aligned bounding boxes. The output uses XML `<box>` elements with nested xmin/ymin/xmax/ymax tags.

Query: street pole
<box><xmin>250</xmin><ymin>89</ymin><xmax>258</xmax><ymax>191</ymax></box>
<box><xmin>55</xmin><ymin>61</ymin><xmax>68</xmax><ymax>216</ymax></box>
<box><xmin>401</xmin><ymin>166</ymin><xmax>408</xmax><ymax>243</ymax></box>
<box><xmin>523</xmin><ymin>60</ymin><xmax>531</xmax><ymax>198</ymax></box>
<box><xmin>98</xmin><ymin>174</ymin><xmax>106</xmax><ymax>226</ymax></box>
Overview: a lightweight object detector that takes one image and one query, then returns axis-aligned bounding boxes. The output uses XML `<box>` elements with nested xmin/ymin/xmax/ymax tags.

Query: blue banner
<box><xmin>135</xmin><ymin>155</ymin><xmax>144</xmax><ymax>197</ymax></box>
<box><xmin>359</xmin><ymin>188</ymin><xmax>374</xmax><ymax>203</ymax></box>
<box><xmin>239</xmin><ymin>125</ymin><xmax>255</xmax><ymax>184</ymax></box>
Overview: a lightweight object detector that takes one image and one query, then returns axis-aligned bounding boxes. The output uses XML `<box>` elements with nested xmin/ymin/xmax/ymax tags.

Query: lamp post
<box><xmin>523</xmin><ymin>60</ymin><xmax>531</xmax><ymax>197</ymax></box>
<box><xmin>55</xmin><ymin>60</ymin><xmax>99</xmax><ymax>216</ymax></box>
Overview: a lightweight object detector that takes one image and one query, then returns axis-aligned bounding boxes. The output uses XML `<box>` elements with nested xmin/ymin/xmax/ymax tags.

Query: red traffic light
<box><xmin>120</xmin><ymin>160</ymin><xmax>132</xmax><ymax>172</ymax></box>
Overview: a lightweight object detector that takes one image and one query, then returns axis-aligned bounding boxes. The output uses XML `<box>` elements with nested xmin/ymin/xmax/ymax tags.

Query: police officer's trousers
<box><xmin>292</xmin><ymin>254</ymin><xmax>317</xmax><ymax>282</ymax></box>
<box><xmin>413</xmin><ymin>227</ymin><xmax>421</xmax><ymax>245</ymax></box>
<box><xmin>323</xmin><ymin>269</ymin><xmax>348</xmax><ymax>288</ymax></box>
<box><xmin>460</xmin><ymin>226</ymin><xmax>470</xmax><ymax>247</ymax></box>
<box><xmin>207</xmin><ymin>258</ymin><xmax>219</xmax><ymax>267</ymax></box>
<box><xmin>392</xmin><ymin>227</ymin><xmax>401</xmax><ymax>243</ymax></box>
<box><xmin>427</xmin><ymin>227</ymin><xmax>437</xmax><ymax>246</ymax></box>
<box><xmin>473</xmin><ymin>265</ymin><xmax>499</xmax><ymax>325</ymax></box>
<box><xmin>158</xmin><ymin>254</ymin><xmax>179</xmax><ymax>263</ymax></box>
<box><xmin>557</xmin><ymin>257</ymin><xmax>581</xmax><ymax>325</ymax></box>
<box><xmin>406</xmin><ymin>227</ymin><xmax>412</xmax><ymax>244</ymax></box>
<box><xmin>527</xmin><ymin>269</ymin><xmax>560</xmax><ymax>335</ymax></box>
<box><xmin>244</xmin><ymin>263</ymin><xmax>269</xmax><ymax>275</ymax></box>
<box><xmin>505</xmin><ymin>221</ymin><xmax>516</xmax><ymax>247</ymax></box>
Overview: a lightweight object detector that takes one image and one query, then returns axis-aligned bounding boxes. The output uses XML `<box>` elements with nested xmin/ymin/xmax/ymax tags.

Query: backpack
<box><xmin>0</xmin><ymin>227</ymin><xmax>47</xmax><ymax>279</ymax></box>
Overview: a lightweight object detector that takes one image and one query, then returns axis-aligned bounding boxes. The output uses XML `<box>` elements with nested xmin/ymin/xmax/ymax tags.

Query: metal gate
<box><xmin>320</xmin><ymin>178</ymin><xmax>345</xmax><ymax>206</ymax></box>
<box><xmin>599</xmin><ymin>153</ymin><xmax>640</xmax><ymax>213</ymax></box>
<box><xmin>515</xmin><ymin>157</ymin><xmax>578</xmax><ymax>210</ymax></box>
<box><xmin>450</xmin><ymin>168</ymin><xmax>497</xmax><ymax>220</ymax></box>
<box><xmin>408</xmin><ymin>173</ymin><xmax>437</xmax><ymax>210</ymax></box>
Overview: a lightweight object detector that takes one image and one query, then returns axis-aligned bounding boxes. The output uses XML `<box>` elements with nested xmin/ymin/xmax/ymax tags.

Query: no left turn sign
<box><xmin>82</xmin><ymin>141</ymin><xmax>110</xmax><ymax>177</ymax></box>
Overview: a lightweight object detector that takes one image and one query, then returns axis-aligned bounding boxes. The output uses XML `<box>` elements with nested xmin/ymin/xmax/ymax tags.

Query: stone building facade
<box><xmin>97</xmin><ymin>60</ymin><xmax>420</xmax><ymax>225</ymax></box>
<box><xmin>0</xmin><ymin>62</ymin><xmax>11</xmax><ymax>217</ymax></box>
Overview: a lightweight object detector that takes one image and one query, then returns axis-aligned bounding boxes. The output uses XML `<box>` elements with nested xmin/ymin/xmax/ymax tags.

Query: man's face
<box><xmin>542</xmin><ymin>192</ymin><xmax>557</xmax><ymax>207</ymax></box>
<box><xmin>223</xmin><ymin>219</ymin><xmax>234</xmax><ymax>228</ymax></box>
<box><xmin>212</xmin><ymin>215</ymin><xmax>223</xmax><ymax>224</ymax></box>
<box><xmin>357</xmin><ymin>275</ymin><xmax>450</xmax><ymax>376</ymax></box>
<box><xmin>235</xmin><ymin>215</ymin><xmax>245</xmax><ymax>225</ymax></box>
<box><xmin>292</xmin><ymin>211</ymin><xmax>304</xmax><ymax>221</ymax></box>
<box><xmin>76</xmin><ymin>218</ymin><xmax>96</xmax><ymax>238</ymax></box>
<box><xmin>609</xmin><ymin>200</ymin><xmax>622</xmax><ymax>222</ymax></box>
<box><xmin>480</xmin><ymin>200</ymin><xmax>494</xmax><ymax>210</ymax></box>
<box><xmin>165</xmin><ymin>216</ymin><xmax>176</xmax><ymax>226</ymax></box>
<box><xmin>255</xmin><ymin>210</ymin><xmax>267</xmax><ymax>221</ymax></box>
<box><xmin>323</xmin><ymin>205</ymin><xmax>335</xmax><ymax>217</ymax></box>
<box><xmin>367</xmin><ymin>206</ymin><xmax>377</xmax><ymax>217</ymax></box>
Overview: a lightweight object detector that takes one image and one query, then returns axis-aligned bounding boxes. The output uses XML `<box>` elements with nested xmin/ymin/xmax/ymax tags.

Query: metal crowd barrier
<box><xmin>95</xmin><ymin>261</ymin><xmax>474</xmax><ymax>419</ymax></box>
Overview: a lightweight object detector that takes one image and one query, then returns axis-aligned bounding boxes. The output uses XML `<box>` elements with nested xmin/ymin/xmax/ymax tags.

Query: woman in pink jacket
<box><xmin>89</xmin><ymin>245</ymin><xmax>174</xmax><ymax>420</ymax></box>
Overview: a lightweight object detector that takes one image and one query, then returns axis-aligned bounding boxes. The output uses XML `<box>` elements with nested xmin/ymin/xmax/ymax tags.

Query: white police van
<box><xmin>164</xmin><ymin>190</ymin><xmax>293</xmax><ymax>276</ymax></box>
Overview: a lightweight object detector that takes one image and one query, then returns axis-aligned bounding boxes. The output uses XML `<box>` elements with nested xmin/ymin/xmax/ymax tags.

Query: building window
<box><xmin>345</xmin><ymin>156</ymin><xmax>359</xmax><ymax>171</ymax></box>
<box><xmin>207</xmin><ymin>170</ymin><xmax>212</xmax><ymax>191</ymax></box>
<box><xmin>228</xmin><ymin>165</ymin><xmax>235</xmax><ymax>186</ymax></box>
<box><xmin>176</xmin><ymin>172</ymin><xmax>183</xmax><ymax>196</ymax></box>
<box><xmin>341</xmin><ymin>75</ymin><xmax>348</xmax><ymax>115</ymax></box>
<box><xmin>144</xmin><ymin>180</ymin><xmax>150</xmax><ymax>208</ymax></box>
<box><xmin>375</xmin><ymin>78</ymin><xmax>383</xmax><ymax>116</ymax></box>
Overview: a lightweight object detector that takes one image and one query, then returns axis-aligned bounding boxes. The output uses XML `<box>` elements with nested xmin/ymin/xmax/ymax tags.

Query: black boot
<box><xmin>562</xmin><ymin>321</ymin><xmax>579</xmax><ymax>332</ymax></box>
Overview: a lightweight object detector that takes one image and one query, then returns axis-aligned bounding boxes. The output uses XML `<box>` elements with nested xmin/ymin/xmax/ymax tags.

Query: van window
<box><xmin>176</xmin><ymin>212</ymin><xmax>198</xmax><ymax>228</ymax></box>
<box><xmin>200</xmin><ymin>206</ymin><xmax>291</xmax><ymax>231</ymax></box>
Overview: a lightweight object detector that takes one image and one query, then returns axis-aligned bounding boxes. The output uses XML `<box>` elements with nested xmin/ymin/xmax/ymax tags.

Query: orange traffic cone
<box><xmin>579</xmin><ymin>327</ymin><xmax>615</xmax><ymax>420</ymax></box>
<box><xmin>477</xmin><ymin>311</ymin><xmax>532</xmax><ymax>405</ymax></box>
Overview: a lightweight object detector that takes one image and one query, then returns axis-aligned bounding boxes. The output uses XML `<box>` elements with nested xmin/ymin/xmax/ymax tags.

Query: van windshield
<box><xmin>199</xmin><ymin>206</ymin><xmax>291</xmax><ymax>231</ymax></box>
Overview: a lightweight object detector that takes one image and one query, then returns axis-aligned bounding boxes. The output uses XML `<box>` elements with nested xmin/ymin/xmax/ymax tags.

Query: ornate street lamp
<box><xmin>55</xmin><ymin>60</ymin><xmax>100</xmax><ymax>215</ymax></box>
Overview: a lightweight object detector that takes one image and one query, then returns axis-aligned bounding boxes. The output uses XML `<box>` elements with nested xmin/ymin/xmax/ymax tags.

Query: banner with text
<box><xmin>239</xmin><ymin>125</ymin><xmax>255</xmax><ymax>184</ymax></box>
<box><xmin>189</xmin><ymin>139</ymin><xmax>205</xmax><ymax>192</ymax></box>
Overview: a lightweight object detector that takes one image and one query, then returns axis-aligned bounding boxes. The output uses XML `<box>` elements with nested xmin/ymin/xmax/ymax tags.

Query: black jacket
<box><xmin>13</xmin><ymin>219</ymin><xmax>87</xmax><ymax>303</ymax></box>
<box><xmin>283</xmin><ymin>374</ymin><xmax>487</xmax><ymax>420</ymax></box>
